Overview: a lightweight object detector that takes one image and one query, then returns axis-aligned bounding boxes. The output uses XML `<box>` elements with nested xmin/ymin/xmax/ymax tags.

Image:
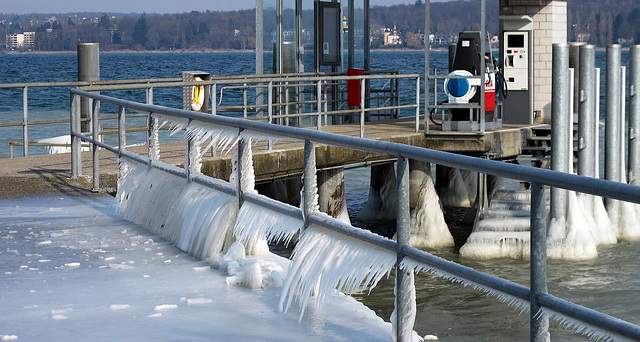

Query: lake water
<box><xmin>0</xmin><ymin>50</ymin><xmax>638</xmax><ymax>341</ymax></box>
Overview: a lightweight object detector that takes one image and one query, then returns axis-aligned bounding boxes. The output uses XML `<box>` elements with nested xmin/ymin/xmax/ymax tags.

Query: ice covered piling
<box><xmin>409</xmin><ymin>169</ymin><xmax>454</xmax><ymax>249</ymax></box>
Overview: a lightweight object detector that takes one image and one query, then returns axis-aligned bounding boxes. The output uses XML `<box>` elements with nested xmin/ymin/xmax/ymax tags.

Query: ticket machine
<box><xmin>500</xmin><ymin>16</ymin><xmax>534</xmax><ymax>124</ymax></box>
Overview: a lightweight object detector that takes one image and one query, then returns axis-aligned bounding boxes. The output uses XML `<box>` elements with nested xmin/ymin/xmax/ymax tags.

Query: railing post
<box><xmin>147</xmin><ymin>87</ymin><xmax>159</xmax><ymax>161</ymax></box>
<box><xmin>630</xmin><ymin>45</ymin><xmax>640</xmax><ymax>185</ymax></box>
<box><xmin>550</xmin><ymin>43</ymin><xmax>570</xmax><ymax>224</ymax></box>
<box><xmin>22</xmin><ymin>86</ymin><xmax>28</xmax><ymax>157</ymax></box>
<box><xmin>620</xmin><ymin>66</ymin><xmax>627</xmax><ymax>182</ymax></box>
<box><xmin>285</xmin><ymin>81</ymin><xmax>290</xmax><ymax>126</ymax></box>
<box><xmin>316</xmin><ymin>80</ymin><xmax>322</xmax><ymax>131</ymax></box>
<box><xmin>360</xmin><ymin>78</ymin><xmax>365</xmax><ymax>138</ymax></box>
<box><xmin>530</xmin><ymin>182</ymin><xmax>549</xmax><ymax>342</ymax></box>
<box><xmin>91</xmin><ymin>99</ymin><xmax>100</xmax><ymax>192</ymax></box>
<box><xmin>268</xmin><ymin>81</ymin><xmax>274</xmax><ymax>124</ymax></box>
<box><xmin>395</xmin><ymin>156</ymin><xmax>415</xmax><ymax>342</ymax></box>
<box><xmin>70</xmin><ymin>93</ymin><xmax>82</xmax><ymax>178</ymax></box>
<box><xmin>118</xmin><ymin>106</ymin><xmax>126</xmax><ymax>157</ymax></box>
<box><xmin>605</xmin><ymin>44</ymin><xmax>621</xmax><ymax>226</ymax></box>
<box><xmin>243</xmin><ymin>83</ymin><xmax>248</xmax><ymax>118</ymax></box>
<box><xmin>212</xmin><ymin>83</ymin><xmax>217</xmax><ymax>115</ymax></box>
<box><xmin>237</xmin><ymin>131</ymin><xmax>246</xmax><ymax>208</ymax></box>
<box><xmin>415</xmin><ymin>76</ymin><xmax>420</xmax><ymax>133</ymax></box>
<box><xmin>303</xmin><ymin>139</ymin><xmax>318</xmax><ymax>229</ymax></box>
<box><xmin>577</xmin><ymin>45</ymin><xmax>596</xmax><ymax>178</ymax></box>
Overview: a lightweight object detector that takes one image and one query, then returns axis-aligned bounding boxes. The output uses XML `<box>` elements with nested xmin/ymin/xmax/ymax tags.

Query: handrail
<box><xmin>70</xmin><ymin>88</ymin><xmax>640</xmax><ymax>341</ymax></box>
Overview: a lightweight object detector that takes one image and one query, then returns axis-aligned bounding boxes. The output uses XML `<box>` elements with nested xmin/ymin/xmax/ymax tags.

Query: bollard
<box><xmin>577</xmin><ymin>45</ymin><xmax>596</xmax><ymax>177</ymax></box>
<box><xmin>77</xmin><ymin>43</ymin><xmax>100</xmax><ymax>133</ymax></box>
<box><xmin>605</xmin><ymin>44</ymin><xmax>621</xmax><ymax>225</ymax></box>
<box><xmin>630</xmin><ymin>46</ymin><xmax>640</xmax><ymax>185</ymax></box>
<box><xmin>550</xmin><ymin>43</ymin><xmax>570</xmax><ymax>222</ymax></box>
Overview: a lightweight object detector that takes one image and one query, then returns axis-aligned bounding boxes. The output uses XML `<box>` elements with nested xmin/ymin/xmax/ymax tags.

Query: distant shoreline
<box><xmin>3</xmin><ymin>47</ymin><xmax>448</xmax><ymax>55</ymax></box>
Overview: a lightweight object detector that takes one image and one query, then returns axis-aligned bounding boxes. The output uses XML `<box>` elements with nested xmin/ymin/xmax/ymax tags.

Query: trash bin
<box><xmin>347</xmin><ymin>68</ymin><xmax>365</xmax><ymax>107</ymax></box>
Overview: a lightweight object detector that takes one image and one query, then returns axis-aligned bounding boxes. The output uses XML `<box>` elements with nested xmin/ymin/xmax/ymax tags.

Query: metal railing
<box><xmin>1</xmin><ymin>71</ymin><xmax>416</xmax><ymax>158</ymax></box>
<box><xmin>70</xmin><ymin>87</ymin><xmax>640</xmax><ymax>341</ymax></box>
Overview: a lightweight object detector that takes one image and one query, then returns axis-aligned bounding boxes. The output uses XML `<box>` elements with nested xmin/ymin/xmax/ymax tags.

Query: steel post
<box><xmin>212</xmin><ymin>83</ymin><xmax>217</xmax><ymax>115</ymax></box>
<box><xmin>92</xmin><ymin>99</ymin><xmax>100</xmax><ymax>192</ymax></box>
<box><xmin>424</xmin><ymin>0</ymin><xmax>430</xmax><ymax>134</ymax></box>
<box><xmin>118</xmin><ymin>106</ymin><xmax>126</xmax><ymax>156</ymax></box>
<box><xmin>146</xmin><ymin>87</ymin><xmax>159</xmax><ymax>161</ymax></box>
<box><xmin>348</xmin><ymin>0</ymin><xmax>354</xmax><ymax>70</ymax></box>
<box><xmin>530</xmin><ymin>182</ymin><xmax>549</xmax><ymax>342</ymax></box>
<box><xmin>70</xmin><ymin>94</ymin><xmax>81</xmax><ymax>178</ymax></box>
<box><xmin>395</xmin><ymin>156</ymin><xmax>414</xmax><ymax>342</ymax></box>
<box><xmin>480</xmin><ymin>0</ymin><xmax>486</xmax><ymax>134</ymax></box>
<box><xmin>256</xmin><ymin>0</ymin><xmax>264</xmax><ymax>116</ymax></box>
<box><xmin>630</xmin><ymin>46</ymin><xmax>640</xmax><ymax>185</ymax></box>
<box><xmin>22</xmin><ymin>86</ymin><xmax>28</xmax><ymax>157</ymax></box>
<box><xmin>621</xmin><ymin>66</ymin><xmax>627</xmax><ymax>182</ymax></box>
<box><xmin>578</xmin><ymin>45</ymin><xmax>596</xmax><ymax>178</ymax></box>
<box><xmin>550</xmin><ymin>43</ymin><xmax>570</xmax><ymax>222</ymax></box>
<box><xmin>595</xmin><ymin>68</ymin><xmax>602</xmax><ymax>178</ymax></box>
<box><xmin>605</xmin><ymin>44</ymin><xmax>621</xmax><ymax>224</ymax></box>
<box><xmin>364</xmin><ymin>0</ymin><xmax>370</xmax><ymax>109</ymax></box>
<box><xmin>360</xmin><ymin>78</ymin><xmax>365</xmax><ymax>138</ymax></box>
<box><xmin>415</xmin><ymin>76</ymin><xmax>421</xmax><ymax>132</ymax></box>
<box><xmin>317</xmin><ymin>80</ymin><xmax>322</xmax><ymax>131</ymax></box>
<box><xmin>303</xmin><ymin>139</ymin><xmax>318</xmax><ymax>229</ymax></box>
<box><xmin>77</xmin><ymin>43</ymin><xmax>100</xmax><ymax>133</ymax></box>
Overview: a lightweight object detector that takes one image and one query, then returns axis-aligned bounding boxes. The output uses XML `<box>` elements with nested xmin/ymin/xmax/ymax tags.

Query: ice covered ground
<box><xmin>0</xmin><ymin>195</ymin><xmax>392</xmax><ymax>341</ymax></box>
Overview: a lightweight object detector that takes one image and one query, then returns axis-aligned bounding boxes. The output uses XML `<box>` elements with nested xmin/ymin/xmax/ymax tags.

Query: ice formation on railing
<box><xmin>399</xmin><ymin>257</ymin><xmax>530</xmax><ymax>314</ymax></box>
<box><xmin>539</xmin><ymin>307</ymin><xmax>633</xmax><ymax>342</ymax></box>
<box><xmin>279</xmin><ymin>223</ymin><xmax>397</xmax><ymax>321</ymax></box>
<box><xmin>116</xmin><ymin>159</ymin><xmax>237</xmax><ymax>259</ymax></box>
<box><xmin>234</xmin><ymin>200</ymin><xmax>302</xmax><ymax>248</ymax></box>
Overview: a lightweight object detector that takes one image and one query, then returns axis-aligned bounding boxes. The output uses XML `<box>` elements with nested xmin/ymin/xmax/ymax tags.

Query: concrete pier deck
<box><xmin>0</xmin><ymin>118</ymin><xmax>541</xmax><ymax>196</ymax></box>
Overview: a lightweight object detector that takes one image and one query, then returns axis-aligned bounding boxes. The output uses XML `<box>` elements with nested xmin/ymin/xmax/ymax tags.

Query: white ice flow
<box><xmin>0</xmin><ymin>195</ymin><xmax>394</xmax><ymax>341</ymax></box>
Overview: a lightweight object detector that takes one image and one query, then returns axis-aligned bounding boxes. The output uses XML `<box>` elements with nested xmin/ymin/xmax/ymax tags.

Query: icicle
<box><xmin>409</xmin><ymin>172</ymin><xmax>454</xmax><ymax>249</ymax></box>
<box><xmin>438</xmin><ymin>168</ymin><xmax>477</xmax><ymax>208</ymax></box>
<box><xmin>390</xmin><ymin>269</ymin><xmax>418</xmax><ymax>342</ymax></box>
<box><xmin>279</xmin><ymin>223</ymin><xmax>397</xmax><ymax>320</ymax></box>
<box><xmin>577</xmin><ymin>194</ymin><xmax>617</xmax><ymax>245</ymax></box>
<box><xmin>153</xmin><ymin>113</ymin><xmax>189</xmax><ymax>136</ymax></box>
<box><xmin>186</xmin><ymin>121</ymin><xmax>240</xmax><ymax>156</ymax></box>
<box><xmin>234</xmin><ymin>200</ymin><xmax>303</xmax><ymax>247</ymax></box>
<box><xmin>115</xmin><ymin>159</ymin><xmax>238</xmax><ymax>259</ymax></box>
<box><xmin>400</xmin><ymin>257</ymin><xmax>530</xmax><ymax>314</ymax></box>
<box><xmin>539</xmin><ymin>308</ymin><xmax>636</xmax><ymax>342</ymax></box>
<box><xmin>240</xmin><ymin>129</ymin><xmax>285</xmax><ymax>146</ymax></box>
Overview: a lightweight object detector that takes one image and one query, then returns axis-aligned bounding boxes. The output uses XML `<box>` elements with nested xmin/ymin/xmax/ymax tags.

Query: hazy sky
<box><xmin>4</xmin><ymin>0</ymin><xmax>445</xmax><ymax>15</ymax></box>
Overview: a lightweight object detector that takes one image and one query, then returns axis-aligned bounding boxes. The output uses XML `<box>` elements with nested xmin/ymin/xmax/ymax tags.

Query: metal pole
<box><xmin>415</xmin><ymin>76</ymin><xmax>420</xmax><ymax>133</ymax></box>
<box><xmin>92</xmin><ymin>99</ymin><xmax>100</xmax><ymax>192</ymax></box>
<box><xmin>605</xmin><ymin>44</ymin><xmax>621</xmax><ymax>225</ymax></box>
<box><xmin>424</xmin><ymin>0</ymin><xmax>430</xmax><ymax>134</ymax></box>
<box><xmin>620</xmin><ymin>66</ymin><xmax>627</xmax><ymax>182</ymax></box>
<box><xmin>479</xmin><ymin>0</ymin><xmax>486</xmax><ymax>134</ymax></box>
<box><xmin>595</xmin><ymin>68</ymin><xmax>602</xmax><ymax>178</ymax></box>
<box><xmin>147</xmin><ymin>87</ymin><xmax>159</xmax><ymax>161</ymax></box>
<box><xmin>364</xmin><ymin>0</ymin><xmax>370</xmax><ymax>110</ymax></box>
<box><xmin>277</xmin><ymin>0</ymin><xmax>283</xmax><ymax>74</ymax></box>
<box><xmin>237</xmin><ymin>133</ymin><xmax>246</xmax><ymax>208</ymax></box>
<box><xmin>118</xmin><ymin>105</ymin><xmax>126</xmax><ymax>156</ymax></box>
<box><xmin>550</xmin><ymin>43</ymin><xmax>570</xmax><ymax>222</ymax></box>
<box><xmin>70</xmin><ymin>94</ymin><xmax>81</xmax><ymax>178</ymax></box>
<box><xmin>578</xmin><ymin>45</ymin><xmax>596</xmax><ymax>178</ymax></box>
<box><xmin>348</xmin><ymin>0</ymin><xmax>354</xmax><ymax>69</ymax></box>
<box><xmin>530</xmin><ymin>182</ymin><xmax>549</xmax><ymax>342</ymax></box>
<box><xmin>77</xmin><ymin>43</ymin><xmax>100</xmax><ymax>133</ymax></box>
<box><xmin>212</xmin><ymin>84</ymin><xmax>217</xmax><ymax>115</ymax></box>
<box><xmin>256</xmin><ymin>0</ymin><xmax>264</xmax><ymax>117</ymax></box>
<box><xmin>630</xmin><ymin>46</ymin><xmax>640</xmax><ymax>185</ymax></box>
<box><xmin>360</xmin><ymin>78</ymin><xmax>365</xmax><ymax>138</ymax></box>
<box><xmin>296</xmin><ymin>0</ymin><xmax>303</xmax><ymax>73</ymax></box>
<box><xmin>243</xmin><ymin>84</ymin><xmax>248</xmax><ymax>118</ymax></box>
<box><xmin>303</xmin><ymin>139</ymin><xmax>318</xmax><ymax>229</ymax></box>
<box><xmin>317</xmin><ymin>80</ymin><xmax>322</xmax><ymax>131</ymax></box>
<box><xmin>395</xmin><ymin>156</ymin><xmax>414</xmax><ymax>342</ymax></box>
<box><xmin>22</xmin><ymin>86</ymin><xmax>28</xmax><ymax>157</ymax></box>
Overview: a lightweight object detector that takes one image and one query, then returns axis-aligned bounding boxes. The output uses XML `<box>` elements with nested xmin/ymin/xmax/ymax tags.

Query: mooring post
<box><xmin>303</xmin><ymin>139</ymin><xmax>318</xmax><ymax>229</ymax></box>
<box><xmin>605</xmin><ymin>44</ymin><xmax>621</xmax><ymax>226</ymax></box>
<box><xmin>395</xmin><ymin>157</ymin><xmax>415</xmax><ymax>342</ymax></box>
<box><xmin>92</xmin><ymin>99</ymin><xmax>100</xmax><ymax>192</ymax></box>
<box><xmin>70</xmin><ymin>94</ymin><xmax>82</xmax><ymax>178</ymax></box>
<box><xmin>530</xmin><ymin>182</ymin><xmax>550</xmax><ymax>342</ymax></box>
<box><xmin>550</xmin><ymin>43</ymin><xmax>570</xmax><ymax>223</ymax></box>
<box><xmin>77</xmin><ymin>43</ymin><xmax>100</xmax><ymax>134</ymax></box>
<box><xmin>630</xmin><ymin>46</ymin><xmax>640</xmax><ymax>185</ymax></box>
<box><xmin>577</xmin><ymin>45</ymin><xmax>596</xmax><ymax>178</ymax></box>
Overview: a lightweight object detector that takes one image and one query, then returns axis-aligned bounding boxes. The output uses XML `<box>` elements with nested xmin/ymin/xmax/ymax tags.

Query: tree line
<box><xmin>1</xmin><ymin>0</ymin><xmax>638</xmax><ymax>52</ymax></box>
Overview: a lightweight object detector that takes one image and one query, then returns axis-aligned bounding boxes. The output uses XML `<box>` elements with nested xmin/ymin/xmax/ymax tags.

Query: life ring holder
<box><xmin>191</xmin><ymin>76</ymin><xmax>205</xmax><ymax>111</ymax></box>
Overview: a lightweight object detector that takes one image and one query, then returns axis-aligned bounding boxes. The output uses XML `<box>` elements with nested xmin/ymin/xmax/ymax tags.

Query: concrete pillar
<box><xmin>318</xmin><ymin>168</ymin><xmax>350</xmax><ymax>224</ymax></box>
<box><xmin>77</xmin><ymin>43</ymin><xmax>100</xmax><ymax>133</ymax></box>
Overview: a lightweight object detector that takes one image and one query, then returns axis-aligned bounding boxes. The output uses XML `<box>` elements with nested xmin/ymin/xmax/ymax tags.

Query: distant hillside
<box><xmin>0</xmin><ymin>0</ymin><xmax>636</xmax><ymax>52</ymax></box>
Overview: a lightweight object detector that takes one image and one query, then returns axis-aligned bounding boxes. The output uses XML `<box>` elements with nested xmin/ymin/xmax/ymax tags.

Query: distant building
<box><xmin>383</xmin><ymin>25</ymin><xmax>402</xmax><ymax>46</ymax></box>
<box><xmin>6</xmin><ymin>32</ymin><xmax>35</xmax><ymax>50</ymax></box>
